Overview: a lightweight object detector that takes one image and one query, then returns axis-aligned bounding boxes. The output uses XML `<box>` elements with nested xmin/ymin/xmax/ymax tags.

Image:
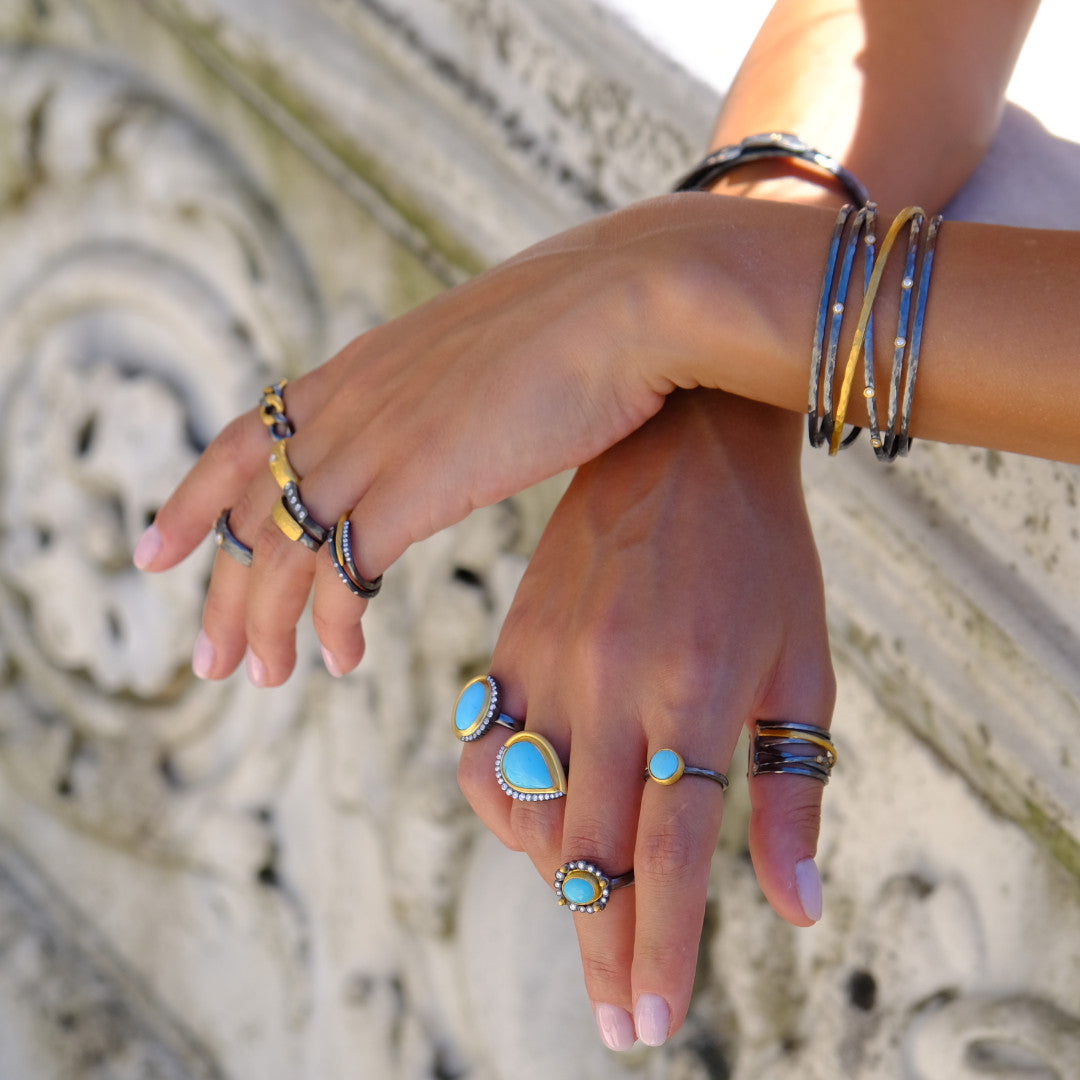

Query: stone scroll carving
<box><xmin>0</xmin><ymin>4</ymin><xmax>1078</xmax><ymax>1080</ymax></box>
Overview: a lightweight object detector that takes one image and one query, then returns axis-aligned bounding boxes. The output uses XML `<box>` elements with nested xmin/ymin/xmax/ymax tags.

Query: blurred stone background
<box><xmin>0</xmin><ymin>2</ymin><xmax>1078</xmax><ymax>1078</ymax></box>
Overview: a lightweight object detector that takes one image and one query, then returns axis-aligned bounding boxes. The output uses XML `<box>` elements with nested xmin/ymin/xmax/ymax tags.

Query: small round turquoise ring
<box><xmin>554</xmin><ymin>860</ymin><xmax>634</xmax><ymax>914</ymax></box>
<box><xmin>452</xmin><ymin>675</ymin><xmax>523</xmax><ymax>742</ymax></box>
<box><xmin>645</xmin><ymin>748</ymin><xmax>729</xmax><ymax>790</ymax></box>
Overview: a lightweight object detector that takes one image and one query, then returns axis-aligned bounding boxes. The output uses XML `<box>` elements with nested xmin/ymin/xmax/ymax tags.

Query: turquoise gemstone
<box><xmin>503</xmin><ymin>740</ymin><xmax>554</xmax><ymax>791</ymax></box>
<box><xmin>455</xmin><ymin>680</ymin><xmax>487</xmax><ymax>731</ymax></box>
<box><xmin>650</xmin><ymin>749</ymin><xmax>680</xmax><ymax>781</ymax></box>
<box><xmin>563</xmin><ymin>875</ymin><xmax>600</xmax><ymax>906</ymax></box>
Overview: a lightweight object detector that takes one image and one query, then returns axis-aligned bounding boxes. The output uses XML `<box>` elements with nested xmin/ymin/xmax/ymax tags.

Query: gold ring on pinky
<box><xmin>271</xmin><ymin>496</ymin><xmax>321</xmax><ymax>552</ymax></box>
<box><xmin>268</xmin><ymin>440</ymin><xmax>301</xmax><ymax>489</ymax></box>
<box><xmin>328</xmin><ymin>514</ymin><xmax>383</xmax><ymax>598</ymax></box>
<box><xmin>751</xmin><ymin>721</ymin><xmax>836</xmax><ymax>784</ymax></box>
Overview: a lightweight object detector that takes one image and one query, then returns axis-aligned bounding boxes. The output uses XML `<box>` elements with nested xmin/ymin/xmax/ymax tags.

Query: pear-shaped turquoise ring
<box><xmin>452</xmin><ymin>675</ymin><xmax>523</xmax><ymax>742</ymax></box>
<box><xmin>645</xmin><ymin>749</ymin><xmax>729</xmax><ymax>790</ymax></box>
<box><xmin>495</xmin><ymin>731</ymin><xmax>567</xmax><ymax>801</ymax></box>
<box><xmin>554</xmin><ymin>860</ymin><xmax>634</xmax><ymax>914</ymax></box>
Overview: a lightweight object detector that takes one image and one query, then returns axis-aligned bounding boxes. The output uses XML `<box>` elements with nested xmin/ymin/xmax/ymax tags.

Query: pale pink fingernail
<box><xmin>321</xmin><ymin>645</ymin><xmax>343</xmax><ymax>678</ymax></box>
<box><xmin>245</xmin><ymin>649</ymin><xmax>268</xmax><ymax>688</ymax></box>
<box><xmin>133</xmin><ymin>523</ymin><xmax>162</xmax><ymax>570</ymax></box>
<box><xmin>594</xmin><ymin>1003</ymin><xmax>635</xmax><ymax>1052</ymax></box>
<box><xmin>796</xmin><ymin>857</ymin><xmax>823</xmax><ymax>922</ymax></box>
<box><xmin>634</xmin><ymin>993</ymin><xmax>670</xmax><ymax>1047</ymax></box>
<box><xmin>192</xmin><ymin>630</ymin><xmax>215</xmax><ymax>680</ymax></box>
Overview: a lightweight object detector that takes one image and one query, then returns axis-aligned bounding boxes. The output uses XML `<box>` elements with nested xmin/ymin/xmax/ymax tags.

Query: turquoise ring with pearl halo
<box><xmin>554</xmin><ymin>860</ymin><xmax>634</xmax><ymax>914</ymax></box>
<box><xmin>452</xmin><ymin>675</ymin><xmax>523</xmax><ymax>742</ymax></box>
<box><xmin>645</xmin><ymin>748</ymin><xmax>729</xmax><ymax>790</ymax></box>
<box><xmin>495</xmin><ymin>731</ymin><xmax>567</xmax><ymax>801</ymax></box>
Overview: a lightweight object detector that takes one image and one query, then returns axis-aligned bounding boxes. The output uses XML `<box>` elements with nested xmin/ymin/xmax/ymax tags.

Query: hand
<box><xmin>457</xmin><ymin>390</ymin><xmax>836</xmax><ymax>1050</ymax></box>
<box><xmin>132</xmin><ymin>198</ymin><xmax>709</xmax><ymax>684</ymax></box>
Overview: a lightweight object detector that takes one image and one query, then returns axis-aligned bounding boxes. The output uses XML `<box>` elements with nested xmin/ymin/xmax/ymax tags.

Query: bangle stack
<box><xmin>676</xmin><ymin>133</ymin><xmax>942</xmax><ymax>461</ymax></box>
<box><xmin>810</xmin><ymin>203</ymin><xmax>942</xmax><ymax>459</ymax></box>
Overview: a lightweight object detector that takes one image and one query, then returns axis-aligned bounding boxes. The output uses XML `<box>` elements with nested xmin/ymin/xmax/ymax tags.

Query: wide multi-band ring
<box><xmin>751</xmin><ymin>721</ymin><xmax>837</xmax><ymax>784</ymax></box>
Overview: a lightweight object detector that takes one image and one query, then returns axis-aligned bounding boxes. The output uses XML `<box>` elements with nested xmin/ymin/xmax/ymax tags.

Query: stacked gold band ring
<box><xmin>328</xmin><ymin>515</ymin><xmax>383</xmax><ymax>598</ymax></box>
<box><xmin>752</xmin><ymin>721</ymin><xmax>836</xmax><ymax>784</ymax></box>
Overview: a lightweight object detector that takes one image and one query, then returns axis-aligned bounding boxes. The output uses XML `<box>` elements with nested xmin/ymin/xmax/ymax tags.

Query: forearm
<box><xmin>642</xmin><ymin>193</ymin><xmax>1080</xmax><ymax>464</ymax></box>
<box><xmin>708</xmin><ymin>0</ymin><xmax>1040</xmax><ymax>212</ymax></box>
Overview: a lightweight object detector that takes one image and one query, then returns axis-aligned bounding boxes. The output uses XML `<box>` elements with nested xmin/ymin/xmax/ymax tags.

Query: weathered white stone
<box><xmin>0</xmin><ymin>2</ymin><xmax>1077</xmax><ymax>1078</ymax></box>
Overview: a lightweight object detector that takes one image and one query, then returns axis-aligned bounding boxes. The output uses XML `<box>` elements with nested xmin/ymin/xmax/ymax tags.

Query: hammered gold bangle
<box><xmin>830</xmin><ymin>206</ymin><xmax>923</xmax><ymax>454</ymax></box>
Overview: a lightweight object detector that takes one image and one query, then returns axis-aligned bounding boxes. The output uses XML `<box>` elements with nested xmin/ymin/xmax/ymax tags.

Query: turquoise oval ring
<box><xmin>495</xmin><ymin>731</ymin><xmax>567</xmax><ymax>801</ymax></box>
<box><xmin>554</xmin><ymin>859</ymin><xmax>634</xmax><ymax>914</ymax></box>
<box><xmin>452</xmin><ymin>675</ymin><xmax>522</xmax><ymax>742</ymax></box>
<box><xmin>645</xmin><ymin>748</ymin><xmax>729</xmax><ymax>790</ymax></box>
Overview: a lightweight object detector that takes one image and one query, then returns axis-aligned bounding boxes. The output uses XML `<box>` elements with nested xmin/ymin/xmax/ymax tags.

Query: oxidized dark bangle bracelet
<box><xmin>672</xmin><ymin>132</ymin><xmax>870</xmax><ymax>208</ymax></box>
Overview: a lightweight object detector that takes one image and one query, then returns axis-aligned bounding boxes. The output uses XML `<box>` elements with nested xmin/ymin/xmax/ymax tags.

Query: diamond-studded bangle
<box><xmin>892</xmin><ymin>213</ymin><xmax>942</xmax><ymax>458</ymax></box>
<box><xmin>808</xmin><ymin>203</ymin><xmax>875</xmax><ymax>449</ymax></box>
<box><xmin>673</xmin><ymin>131</ymin><xmax>870</xmax><ymax>207</ymax></box>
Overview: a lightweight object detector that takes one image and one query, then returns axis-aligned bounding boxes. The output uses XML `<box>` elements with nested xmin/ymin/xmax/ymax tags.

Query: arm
<box><xmin>459</xmin><ymin>0</ymin><xmax>1054</xmax><ymax>1052</ymax></box>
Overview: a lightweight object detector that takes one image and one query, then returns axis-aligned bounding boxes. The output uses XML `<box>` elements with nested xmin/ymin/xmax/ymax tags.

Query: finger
<box><xmin>238</xmin><ymin>431</ymin><xmax>352</xmax><ymax>687</ymax></box>
<box><xmin>630</xmin><ymin>749</ymin><xmax>729</xmax><ymax>1046</ymax></box>
<box><xmin>456</xmin><ymin>672</ymin><xmax>530</xmax><ymax>852</ymax></box>
<box><xmin>140</xmin><ymin>410</ymin><xmax>267</xmax><ymax>570</ymax></box>
<box><xmin>194</xmin><ymin>544</ymin><xmax>254</xmax><ymax>679</ymax></box>
<box><xmin>558</xmin><ymin>726</ymin><xmax>643</xmax><ymax>1019</ymax></box>
<box><xmin>311</xmin><ymin>538</ymin><xmax>370</xmax><ymax>678</ymax></box>
<box><xmin>244</xmin><ymin>510</ymin><xmax>320</xmax><ymax>687</ymax></box>
<box><xmin>747</xmin><ymin>770</ymin><xmax>828</xmax><ymax>927</ymax></box>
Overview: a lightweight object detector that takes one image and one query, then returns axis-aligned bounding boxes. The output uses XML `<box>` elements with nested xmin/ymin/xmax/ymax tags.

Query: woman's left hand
<box><xmin>457</xmin><ymin>389</ymin><xmax>836</xmax><ymax>1050</ymax></box>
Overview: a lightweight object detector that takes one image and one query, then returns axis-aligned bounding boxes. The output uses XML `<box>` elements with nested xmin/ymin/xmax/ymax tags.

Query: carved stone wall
<box><xmin>0</xmin><ymin>2</ymin><xmax>1077</xmax><ymax>1079</ymax></box>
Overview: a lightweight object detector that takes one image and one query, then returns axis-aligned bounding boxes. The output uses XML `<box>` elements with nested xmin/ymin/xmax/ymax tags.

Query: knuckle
<box><xmin>509</xmin><ymin>803</ymin><xmax>561</xmax><ymax>857</ymax></box>
<box><xmin>636</xmin><ymin>817</ymin><xmax>701</xmax><ymax>883</ymax></box>
<box><xmin>579</xmin><ymin>947</ymin><xmax>626</xmax><ymax>992</ymax></box>
<box><xmin>561</xmin><ymin>816</ymin><xmax>623</xmax><ymax>864</ymax></box>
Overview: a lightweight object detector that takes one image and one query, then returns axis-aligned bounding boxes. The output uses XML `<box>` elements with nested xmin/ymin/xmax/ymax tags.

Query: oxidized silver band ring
<box><xmin>752</xmin><ymin>721</ymin><xmax>836</xmax><ymax>784</ymax></box>
<box><xmin>271</xmin><ymin>495</ymin><xmax>321</xmax><ymax>552</ymax></box>
<box><xmin>495</xmin><ymin>731</ymin><xmax>567</xmax><ymax>801</ymax></box>
<box><xmin>645</xmin><ymin>748</ymin><xmax>729</xmax><ymax>790</ymax></box>
<box><xmin>259</xmin><ymin>380</ymin><xmax>295</xmax><ymax>442</ymax></box>
<box><xmin>213</xmin><ymin>509</ymin><xmax>253</xmax><ymax>567</ymax></box>
<box><xmin>328</xmin><ymin>515</ymin><xmax>383</xmax><ymax>598</ymax></box>
<box><xmin>554</xmin><ymin>860</ymin><xmax>634</xmax><ymax>914</ymax></box>
<box><xmin>452</xmin><ymin>675</ymin><xmax>522</xmax><ymax>742</ymax></box>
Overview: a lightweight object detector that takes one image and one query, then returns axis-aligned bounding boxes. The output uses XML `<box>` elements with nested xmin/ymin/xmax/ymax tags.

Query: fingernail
<box><xmin>796</xmin><ymin>857</ymin><xmax>823</xmax><ymax>922</ymax></box>
<box><xmin>321</xmin><ymin>645</ymin><xmax>343</xmax><ymax>678</ymax></box>
<box><xmin>245</xmin><ymin>649</ymin><xmax>268</xmax><ymax>688</ymax></box>
<box><xmin>133</xmin><ymin>523</ymin><xmax>162</xmax><ymax>569</ymax></box>
<box><xmin>634</xmin><ymin>993</ymin><xmax>670</xmax><ymax>1048</ymax></box>
<box><xmin>192</xmin><ymin>630</ymin><xmax>215</xmax><ymax>680</ymax></box>
<box><xmin>594</xmin><ymin>1003</ymin><xmax>635</xmax><ymax>1052</ymax></box>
